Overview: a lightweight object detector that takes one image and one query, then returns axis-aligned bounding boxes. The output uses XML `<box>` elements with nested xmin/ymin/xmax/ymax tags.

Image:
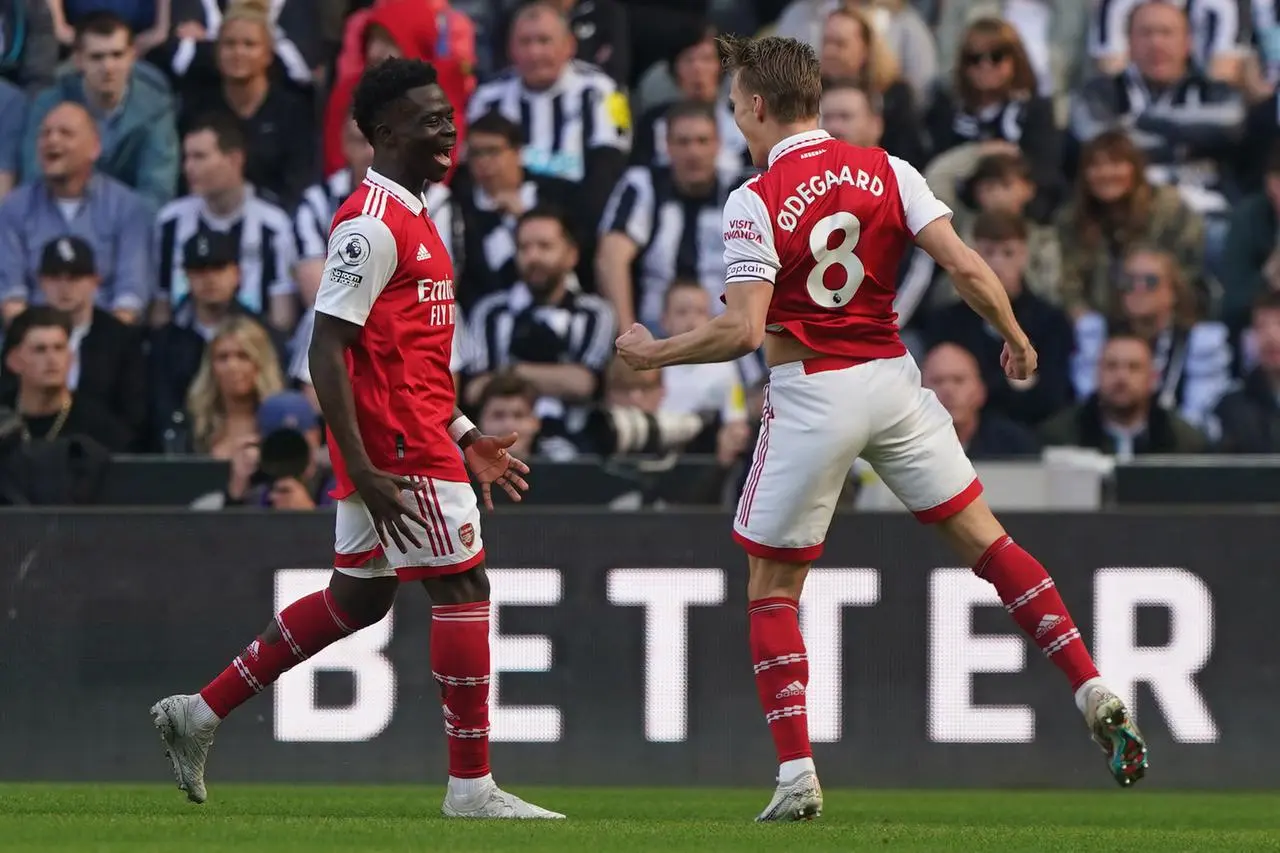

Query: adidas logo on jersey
<box><xmin>775</xmin><ymin>680</ymin><xmax>806</xmax><ymax>699</ymax></box>
<box><xmin>1035</xmin><ymin>614</ymin><xmax>1064</xmax><ymax>639</ymax></box>
<box><xmin>417</xmin><ymin>243</ymin><xmax>431</xmax><ymax>261</ymax></box>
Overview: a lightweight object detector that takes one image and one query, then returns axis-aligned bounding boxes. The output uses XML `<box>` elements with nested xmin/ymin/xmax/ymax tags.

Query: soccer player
<box><xmin>616</xmin><ymin>36</ymin><xmax>1148</xmax><ymax>821</ymax></box>
<box><xmin>150</xmin><ymin>58</ymin><xmax>564</xmax><ymax>820</ymax></box>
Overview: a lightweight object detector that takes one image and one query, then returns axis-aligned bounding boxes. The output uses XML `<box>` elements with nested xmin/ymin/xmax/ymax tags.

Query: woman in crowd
<box><xmin>185</xmin><ymin>316</ymin><xmax>284</xmax><ymax>458</ymax></box>
<box><xmin>1072</xmin><ymin>246</ymin><xmax>1232</xmax><ymax>431</ymax></box>
<box><xmin>819</xmin><ymin>4</ymin><xmax>924</xmax><ymax>165</ymax></box>
<box><xmin>1058</xmin><ymin>130</ymin><xmax>1205</xmax><ymax>319</ymax></box>
<box><xmin>924</xmin><ymin>17</ymin><xmax>1060</xmax><ymax>221</ymax></box>
<box><xmin>175</xmin><ymin>0</ymin><xmax>318</xmax><ymax>207</ymax></box>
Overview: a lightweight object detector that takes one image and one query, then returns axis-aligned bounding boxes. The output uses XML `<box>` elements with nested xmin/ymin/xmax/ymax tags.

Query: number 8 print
<box><xmin>805</xmin><ymin>211</ymin><xmax>866</xmax><ymax>308</ymax></box>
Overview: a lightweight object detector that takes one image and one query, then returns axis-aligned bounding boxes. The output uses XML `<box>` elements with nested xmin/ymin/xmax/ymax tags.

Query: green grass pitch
<box><xmin>3</xmin><ymin>784</ymin><xmax>1279</xmax><ymax>852</ymax></box>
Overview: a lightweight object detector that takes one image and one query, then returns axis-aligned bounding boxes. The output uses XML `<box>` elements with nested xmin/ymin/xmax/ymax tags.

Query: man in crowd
<box><xmin>1041</xmin><ymin>330</ymin><xmax>1208</xmax><ymax>456</ymax></box>
<box><xmin>468</xmin><ymin>1</ymin><xmax>630</xmax><ymax>227</ymax></box>
<box><xmin>0</xmin><ymin>102</ymin><xmax>151</xmax><ymax>324</ymax></box>
<box><xmin>464</xmin><ymin>206</ymin><xmax>616</xmax><ymax>455</ymax></box>
<box><xmin>597</xmin><ymin>102</ymin><xmax>740</xmax><ymax>331</ymax></box>
<box><xmin>154</xmin><ymin>113</ymin><xmax>300</xmax><ymax>333</ymax></box>
<box><xmin>22</xmin><ymin>11</ymin><xmax>179</xmax><ymax>211</ymax></box>
<box><xmin>451</xmin><ymin>110</ymin><xmax>576</xmax><ymax>309</ymax></box>
<box><xmin>819</xmin><ymin>79</ymin><xmax>883</xmax><ymax>149</ymax></box>
<box><xmin>34</xmin><ymin>235</ymin><xmax>146</xmax><ymax>445</ymax></box>
<box><xmin>1215</xmin><ymin>291</ymin><xmax>1280</xmax><ymax>452</ymax></box>
<box><xmin>922</xmin><ymin>342</ymin><xmax>1041</xmax><ymax>459</ymax></box>
<box><xmin>2</xmin><ymin>305</ymin><xmax>132</xmax><ymax>451</ymax></box>
<box><xmin>928</xmin><ymin>210</ymin><xmax>1074</xmax><ymax>426</ymax></box>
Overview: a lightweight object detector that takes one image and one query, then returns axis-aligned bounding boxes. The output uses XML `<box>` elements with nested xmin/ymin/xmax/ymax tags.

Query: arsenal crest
<box><xmin>459</xmin><ymin>522</ymin><xmax>475</xmax><ymax>549</ymax></box>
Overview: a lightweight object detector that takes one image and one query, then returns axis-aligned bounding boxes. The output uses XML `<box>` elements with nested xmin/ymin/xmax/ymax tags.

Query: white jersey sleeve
<box><xmin>722</xmin><ymin>181</ymin><xmax>781</xmax><ymax>285</ymax></box>
<box><xmin>314</xmin><ymin>215</ymin><xmax>398</xmax><ymax>327</ymax></box>
<box><xmin>889</xmin><ymin>155</ymin><xmax>952</xmax><ymax>235</ymax></box>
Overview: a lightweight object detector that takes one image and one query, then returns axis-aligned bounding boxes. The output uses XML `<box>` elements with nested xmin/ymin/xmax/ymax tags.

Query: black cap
<box><xmin>182</xmin><ymin>230</ymin><xmax>239</xmax><ymax>270</ymax></box>
<box><xmin>38</xmin><ymin>236</ymin><xmax>96</xmax><ymax>278</ymax></box>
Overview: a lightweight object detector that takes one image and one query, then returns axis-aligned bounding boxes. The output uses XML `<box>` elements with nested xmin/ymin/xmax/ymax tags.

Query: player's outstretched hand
<box><xmin>1001</xmin><ymin>340</ymin><xmax>1039</xmax><ymax>381</ymax></box>
<box><xmin>350</xmin><ymin>467</ymin><xmax>428</xmax><ymax>554</ymax></box>
<box><xmin>464</xmin><ymin>432</ymin><xmax>531</xmax><ymax>510</ymax></box>
<box><xmin>615</xmin><ymin>323</ymin><xmax>659</xmax><ymax>370</ymax></box>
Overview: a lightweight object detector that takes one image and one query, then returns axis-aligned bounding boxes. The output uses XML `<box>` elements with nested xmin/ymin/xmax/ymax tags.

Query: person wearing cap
<box><xmin>0</xmin><ymin>102</ymin><xmax>152</xmax><ymax>325</ymax></box>
<box><xmin>34</xmin><ymin>234</ymin><xmax>147</xmax><ymax>445</ymax></box>
<box><xmin>147</xmin><ymin>228</ymin><xmax>288</xmax><ymax>452</ymax></box>
<box><xmin>219</xmin><ymin>390</ymin><xmax>333</xmax><ymax>510</ymax></box>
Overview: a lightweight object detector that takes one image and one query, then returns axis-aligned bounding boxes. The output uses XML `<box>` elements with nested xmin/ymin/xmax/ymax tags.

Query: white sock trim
<box><xmin>191</xmin><ymin>694</ymin><xmax>221</xmax><ymax>728</ymax></box>
<box><xmin>448</xmin><ymin>773</ymin><xmax>494</xmax><ymax>799</ymax></box>
<box><xmin>1074</xmin><ymin>677</ymin><xmax>1106</xmax><ymax>715</ymax></box>
<box><xmin>778</xmin><ymin>757</ymin><xmax>815</xmax><ymax>783</ymax></box>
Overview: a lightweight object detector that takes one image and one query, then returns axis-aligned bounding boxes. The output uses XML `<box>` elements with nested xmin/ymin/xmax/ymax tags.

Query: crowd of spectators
<box><xmin>2</xmin><ymin>0</ymin><xmax>1280</xmax><ymax>508</ymax></box>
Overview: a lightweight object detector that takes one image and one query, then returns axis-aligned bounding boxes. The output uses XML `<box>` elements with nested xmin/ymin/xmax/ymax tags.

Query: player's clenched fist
<box><xmin>615</xmin><ymin>323</ymin><xmax>659</xmax><ymax>370</ymax></box>
<box><xmin>1001</xmin><ymin>340</ymin><xmax>1038</xmax><ymax>381</ymax></box>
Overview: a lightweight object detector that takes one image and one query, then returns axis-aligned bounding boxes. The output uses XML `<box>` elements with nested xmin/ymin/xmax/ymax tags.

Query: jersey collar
<box><xmin>767</xmin><ymin>129</ymin><xmax>832</xmax><ymax>168</ymax></box>
<box><xmin>364</xmin><ymin>168</ymin><xmax>425</xmax><ymax>215</ymax></box>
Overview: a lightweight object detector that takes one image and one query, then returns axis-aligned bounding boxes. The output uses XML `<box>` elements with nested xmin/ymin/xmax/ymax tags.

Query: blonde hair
<box><xmin>829</xmin><ymin>4</ymin><xmax>900</xmax><ymax>94</ymax></box>
<box><xmin>221</xmin><ymin>0</ymin><xmax>274</xmax><ymax>42</ymax></box>
<box><xmin>718</xmin><ymin>33</ymin><xmax>822</xmax><ymax>123</ymax></box>
<box><xmin>186</xmin><ymin>316</ymin><xmax>284</xmax><ymax>453</ymax></box>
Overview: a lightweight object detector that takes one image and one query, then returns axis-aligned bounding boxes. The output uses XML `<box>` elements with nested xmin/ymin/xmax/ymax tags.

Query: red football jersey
<box><xmin>314</xmin><ymin>168</ymin><xmax>467</xmax><ymax>498</ymax></box>
<box><xmin>722</xmin><ymin>129</ymin><xmax>952</xmax><ymax>361</ymax></box>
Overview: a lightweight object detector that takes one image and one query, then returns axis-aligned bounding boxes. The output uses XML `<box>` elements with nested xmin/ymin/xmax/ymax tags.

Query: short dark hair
<box><xmin>479</xmin><ymin>371</ymin><xmax>538</xmax><ymax>412</ymax></box>
<box><xmin>1254</xmin><ymin>289</ymin><xmax>1280</xmax><ymax>315</ymax></box>
<box><xmin>468</xmin><ymin>110</ymin><xmax>523</xmax><ymax>148</ymax></box>
<box><xmin>352</xmin><ymin>57</ymin><xmax>440</xmax><ymax>143</ymax></box>
<box><xmin>185</xmin><ymin>112</ymin><xmax>247</xmax><ymax>153</ymax></box>
<box><xmin>7</xmin><ymin>306</ymin><xmax>73</xmax><ymax>350</ymax></box>
<box><xmin>74</xmin><ymin>11</ymin><xmax>133</xmax><ymax>46</ymax></box>
<box><xmin>972</xmin><ymin>209</ymin><xmax>1028</xmax><ymax>243</ymax></box>
<box><xmin>517</xmin><ymin>205</ymin><xmax>577</xmax><ymax>246</ymax></box>
<box><xmin>822</xmin><ymin>78</ymin><xmax>883</xmax><ymax>116</ymax></box>
<box><xmin>1104</xmin><ymin>321</ymin><xmax>1154</xmax><ymax>353</ymax></box>
<box><xmin>665</xmin><ymin>100</ymin><xmax>718</xmax><ymax>133</ymax></box>
<box><xmin>970</xmin><ymin>152</ymin><xmax>1032</xmax><ymax>188</ymax></box>
<box><xmin>718</xmin><ymin>34</ymin><xmax>821</xmax><ymax>124</ymax></box>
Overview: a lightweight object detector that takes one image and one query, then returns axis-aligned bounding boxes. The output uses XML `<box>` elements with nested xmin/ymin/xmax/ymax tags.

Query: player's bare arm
<box><xmin>309</xmin><ymin>310</ymin><xmax>427</xmax><ymax>552</ymax></box>
<box><xmin>914</xmin><ymin>218</ymin><xmax>1038</xmax><ymax>380</ymax></box>
<box><xmin>616</xmin><ymin>280</ymin><xmax>772</xmax><ymax>369</ymax></box>
<box><xmin>450</xmin><ymin>405</ymin><xmax>530</xmax><ymax>509</ymax></box>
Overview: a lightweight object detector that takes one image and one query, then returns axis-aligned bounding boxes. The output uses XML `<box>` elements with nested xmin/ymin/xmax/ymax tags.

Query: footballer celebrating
<box><xmin>616</xmin><ymin>35</ymin><xmax>1148</xmax><ymax>821</ymax></box>
<box><xmin>151</xmin><ymin>58</ymin><xmax>563</xmax><ymax>820</ymax></box>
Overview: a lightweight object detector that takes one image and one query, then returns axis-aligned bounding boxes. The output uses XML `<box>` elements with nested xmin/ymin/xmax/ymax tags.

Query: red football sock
<box><xmin>975</xmin><ymin>535</ymin><xmax>1100</xmax><ymax>690</ymax></box>
<box><xmin>200</xmin><ymin>588</ymin><xmax>358</xmax><ymax>719</ymax></box>
<box><xmin>748</xmin><ymin>597</ymin><xmax>812</xmax><ymax>763</ymax></box>
<box><xmin>432</xmin><ymin>602</ymin><xmax>492</xmax><ymax>779</ymax></box>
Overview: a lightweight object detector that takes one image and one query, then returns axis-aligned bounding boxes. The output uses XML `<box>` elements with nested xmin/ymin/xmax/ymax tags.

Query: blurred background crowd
<box><xmin>1</xmin><ymin>0</ymin><xmax>1279</xmax><ymax>510</ymax></box>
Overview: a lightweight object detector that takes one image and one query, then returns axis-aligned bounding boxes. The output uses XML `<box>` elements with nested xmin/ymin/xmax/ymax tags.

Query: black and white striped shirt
<box><xmin>451</xmin><ymin>168</ymin><xmax>576</xmax><ymax>310</ymax></box>
<box><xmin>467</xmin><ymin>60</ymin><xmax>630</xmax><ymax>183</ymax></box>
<box><xmin>599</xmin><ymin>163</ymin><xmax>743</xmax><ymax>329</ymax></box>
<box><xmin>1090</xmin><ymin>0</ymin><xmax>1249</xmax><ymax>68</ymax></box>
<box><xmin>154</xmin><ymin>187</ymin><xmax>298</xmax><ymax>314</ymax></box>
<box><xmin>464</xmin><ymin>278</ymin><xmax>616</xmax><ymax>439</ymax></box>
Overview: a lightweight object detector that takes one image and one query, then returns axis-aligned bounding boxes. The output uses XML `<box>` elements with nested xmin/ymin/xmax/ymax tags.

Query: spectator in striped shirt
<box><xmin>467</xmin><ymin>1</ymin><xmax>630</xmax><ymax>228</ymax></box>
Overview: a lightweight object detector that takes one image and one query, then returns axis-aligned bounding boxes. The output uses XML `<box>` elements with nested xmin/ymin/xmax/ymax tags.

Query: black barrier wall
<box><xmin>0</xmin><ymin>509</ymin><xmax>1274</xmax><ymax>788</ymax></box>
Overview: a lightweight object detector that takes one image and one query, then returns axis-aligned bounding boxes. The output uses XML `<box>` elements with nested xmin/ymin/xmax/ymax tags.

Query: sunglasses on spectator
<box><xmin>963</xmin><ymin>47</ymin><xmax>1010</xmax><ymax>67</ymax></box>
<box><xmin>1119</xmin><ymin>272</ymin><xmax>1162</xmax><ymax>292</ymax></box>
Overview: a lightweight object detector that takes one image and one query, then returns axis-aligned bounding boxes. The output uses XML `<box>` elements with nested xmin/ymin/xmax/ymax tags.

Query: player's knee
<box><xmin>747</xmin><ymin>557</ymin><xmax>809</xmax><ymax>601</ymax></box>
<box><xmin>327</xmin><ymin>573</ymin><xmax>398</xmax><ymax>627</ymax></box>
<box><xmin>422</xmin><ymin>564</ymin><xmax>490</xmax><ymax>605</ymax></box>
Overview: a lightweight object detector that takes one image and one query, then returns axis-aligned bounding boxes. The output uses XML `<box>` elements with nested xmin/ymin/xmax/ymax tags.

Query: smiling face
<box><xmin>383</xmin><ymin>83</ymin><xmax>458</xmax><ymax>185</ymax></box>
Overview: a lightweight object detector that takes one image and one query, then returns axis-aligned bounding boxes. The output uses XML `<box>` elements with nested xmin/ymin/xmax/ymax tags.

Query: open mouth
<box><xmin>435</xmin><ymin>147</ymin><xmax>454</xmax><ymax>169</ymax></box>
